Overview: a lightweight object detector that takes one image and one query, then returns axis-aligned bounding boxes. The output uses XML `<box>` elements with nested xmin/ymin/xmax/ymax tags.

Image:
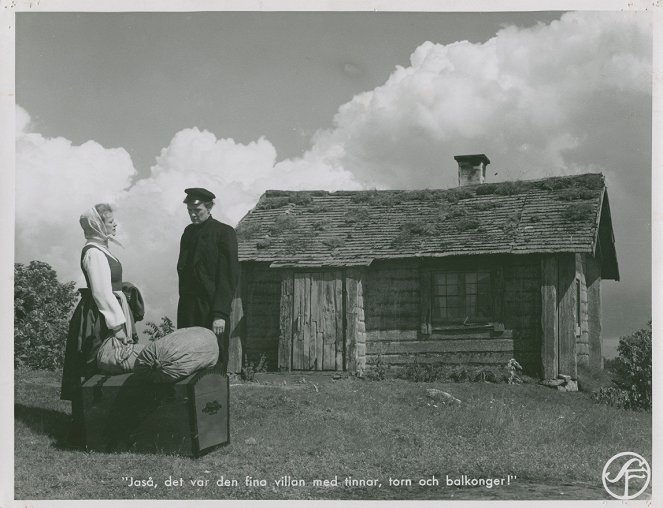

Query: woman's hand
<box><xmin>113</xmin><ymin>327</ymin><xmax>130</xmax><ymax>345</ymax></box>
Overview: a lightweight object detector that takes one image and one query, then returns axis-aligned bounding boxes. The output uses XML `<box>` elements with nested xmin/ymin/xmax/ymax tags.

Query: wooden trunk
<box><xmin>81</xmin><ymin>369</ymin><xmax>229</xmax><ymax>457</ymax></box>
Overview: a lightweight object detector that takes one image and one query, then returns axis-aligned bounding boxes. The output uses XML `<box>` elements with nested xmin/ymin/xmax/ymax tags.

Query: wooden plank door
<box><xmin>291</xmin><ymin>272</ymin><xmax>345</xmax><ymax>370</ymax></box>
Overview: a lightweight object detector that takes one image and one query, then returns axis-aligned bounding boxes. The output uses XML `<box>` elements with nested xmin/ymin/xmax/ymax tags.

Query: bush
<box><xmin>400</xmin><ymin>360</ymin><xmax>447</xmax><ymax>382</ymax></box>
<box><xmin>577</xmin><ymin>363</ymin><xmax>613</xmax><ymax>393</ymax></box>
<box><xmin>365</xmin><ymin>355</ymin><xmax>387</xmax><ymax>381</ymax></box>
<box><xmin>14</xmin><ymin>261</ymin><xmax>77</xmax><ymax>370</ymax></box>
<box><xmin>241</xmin><ymin>354</ymin><xmax>268</xmax><ymax>381</ymax></box>
<box><xmin>143</xmin><ymin>316</ymin><xmax>175</xmax><ymax>341</ymax></box>
<box><xmin>610</xmin><ymin>322</ymin><xmax>652</xmax><ymax>410</ymax></box>
<box><xmin>591</xmin><ymin>323</ymin><xmax>651</xmax><ymax>410</ymax></box>
<box><xmin>398</xmin><ymin>358</ymin><xmax>521</xmax><ymax>384</ymax></box>
<box><xmin>592</xmin><ymin>386</ymin><xmax>631</xmax><ymax>408</ymax></box>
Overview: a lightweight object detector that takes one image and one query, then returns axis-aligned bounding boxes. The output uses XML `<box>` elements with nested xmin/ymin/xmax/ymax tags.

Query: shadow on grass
<box><xmin>14</xmin><ymin>403</ymin><xmax>80</xmax><ymax>451</ymax></box>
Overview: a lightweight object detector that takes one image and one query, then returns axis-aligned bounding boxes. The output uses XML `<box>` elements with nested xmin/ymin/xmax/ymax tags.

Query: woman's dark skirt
<box><xmin>60</xmin><ymin>289</ymin><xmax>110</xmax><ymax>402</ymax></box>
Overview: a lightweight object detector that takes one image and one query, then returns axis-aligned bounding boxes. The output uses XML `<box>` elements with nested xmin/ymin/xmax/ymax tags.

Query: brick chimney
<box><xmin>454</xmin><ymin>154</ymin><xmax>490</xmax><ymax>186</ymax></box>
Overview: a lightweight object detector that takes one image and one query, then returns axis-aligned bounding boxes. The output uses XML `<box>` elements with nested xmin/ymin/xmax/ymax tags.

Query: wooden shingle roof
<box><xmin>236</xmin><ymin>173</ymin><xmax>619</xmax><ymax>279</ymax></box>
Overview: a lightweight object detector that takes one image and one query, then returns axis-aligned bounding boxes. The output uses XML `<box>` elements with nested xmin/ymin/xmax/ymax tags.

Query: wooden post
<box><xmin>541</xmin><ymin>255</ymin><xmax>558</xmax><ymax>379</ymax></box>
<box><xmin>586</xmin><ymin>255</ymin><xmax>603</xmax><ymax>370</ymax></box>
<box><xmin>278</xmin><ymin>270</ymin><xmax>294</xmax><ymax>371</ymax></box>
<box><xmin>557</xmin><ymin>253</ymin><xmax>578</xmax><ymax>378</ymax></box>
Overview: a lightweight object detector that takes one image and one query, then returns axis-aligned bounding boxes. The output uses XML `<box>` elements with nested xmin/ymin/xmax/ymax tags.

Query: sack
<box><xmin>134</xmin><ymin>327</ymin><xmax>219</xmax><ymax>383</ymax></box>
<box><xmin>96</xmin><ymin>336</ymin><xmax>145</xmax><ymax>374</ymax></box>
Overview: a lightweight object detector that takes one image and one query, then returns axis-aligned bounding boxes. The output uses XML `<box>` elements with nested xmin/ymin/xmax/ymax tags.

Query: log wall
<box><xmin>243</xmin><ymin>253</ymin><xmax>596</xmax><ymax>378</ymax></box>
<box><xmin>363</xmin><ymin>257</ymin><xmax>546</xmax><ymax>371</ymax></box>
<box><xmin>364</xmin><ymin>260</ymin><xmax>420</xmax><ymax>334</ymax></box>
<box><xmin>364</xmin><ymin>260</ymin><xmax>422</xmax><ymax>368</ymax></box>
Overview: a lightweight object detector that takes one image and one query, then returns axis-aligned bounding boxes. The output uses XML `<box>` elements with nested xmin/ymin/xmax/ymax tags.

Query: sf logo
<box><xmin>602</xmin><ymin>452</ymin><xmax>651</xmax><ymax>500</ymax></box>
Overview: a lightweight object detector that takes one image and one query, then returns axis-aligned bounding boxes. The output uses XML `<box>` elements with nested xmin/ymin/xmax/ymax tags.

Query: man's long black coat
<box><xmin>177</xmin><ymin>216</ymin><xmax>239</xmax><ymax>329</ymax></box>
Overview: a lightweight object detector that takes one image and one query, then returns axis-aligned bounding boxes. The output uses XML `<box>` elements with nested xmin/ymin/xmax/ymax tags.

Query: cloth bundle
<box><xmin>96</xmin><ymin>336</ymin><xmax>145</xmax><ymax>374</ymax></box>
<box><xmin>134</xmin><ymin>326</ymin><xmax>219</xmax><ymax>382</ymax></box>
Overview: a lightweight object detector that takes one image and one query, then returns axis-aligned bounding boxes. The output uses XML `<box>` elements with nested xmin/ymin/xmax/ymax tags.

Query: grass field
<box><xmin>14</xmin><ymin>368</ymin><xmax>651</xmax><ymax>500</ymax></box>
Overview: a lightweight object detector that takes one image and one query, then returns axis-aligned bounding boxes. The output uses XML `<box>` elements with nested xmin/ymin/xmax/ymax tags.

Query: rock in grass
<box><xmin>557</xmin><ymin>380</ymin><xmax>578</xmax><ymax>392</ymax></box>
<box><xmin>245</xmin><ymin>438</ymin><xmax>257</xmax><ymax>445</ymax></box>
<box><xmin>426</xmin><ymin>388</ymin><xmax>461</xmax><ymax>404</ymax></box>
<box><xmin>541</xmin><ymin>376</ymin><xmax>578</xmax><ymax>392</ymax></box>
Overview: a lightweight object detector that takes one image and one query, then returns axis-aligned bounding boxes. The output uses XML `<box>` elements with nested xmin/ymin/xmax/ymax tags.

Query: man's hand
<box><xmin>212</xmin><ymin>318</ymin><xmax>226</xmax><ymax>336</ymax></box>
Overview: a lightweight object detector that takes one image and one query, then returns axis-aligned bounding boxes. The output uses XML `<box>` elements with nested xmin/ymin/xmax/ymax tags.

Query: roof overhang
<box><xmin>592</xmin><ymin>189</ymin><xmax>620</xmax><ymax>281</ymax></box>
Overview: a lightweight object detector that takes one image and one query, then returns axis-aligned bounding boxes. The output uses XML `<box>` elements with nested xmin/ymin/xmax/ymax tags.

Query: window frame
<box><xmin>430</xmin><ymin>269</ymin><xmax>494</xmax><ymax>328</ymax></box>
<box><xmin>419</xmin><ymin>259</ymin><xmax>505</xmax><ymax>336</ymax></box>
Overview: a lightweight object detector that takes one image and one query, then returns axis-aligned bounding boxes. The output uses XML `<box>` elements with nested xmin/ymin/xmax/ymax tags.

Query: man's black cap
<box><xmin>183</xmin><ymin>187</ymin><xmax>216</xmax><ymax>204</ymax></box>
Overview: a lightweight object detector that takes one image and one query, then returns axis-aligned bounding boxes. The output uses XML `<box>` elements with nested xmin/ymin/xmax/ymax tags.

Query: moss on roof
<box><xmin>236</xmin><ymin>173</ymin><xmax>608</xmax><ymax>267</ymax></box>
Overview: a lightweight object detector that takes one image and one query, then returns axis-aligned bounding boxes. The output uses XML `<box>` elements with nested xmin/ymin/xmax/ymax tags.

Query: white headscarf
<box><xmin>79</xmin><ymin>206</ymin><xmax>123</xmax><ymax>247</ymax></box>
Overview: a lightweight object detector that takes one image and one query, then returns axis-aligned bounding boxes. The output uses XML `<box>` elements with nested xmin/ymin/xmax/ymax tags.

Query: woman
<box><xmin>60</xmin><ymin>203</ymin><xmax>143</xmax><ymax>444</ymax></box>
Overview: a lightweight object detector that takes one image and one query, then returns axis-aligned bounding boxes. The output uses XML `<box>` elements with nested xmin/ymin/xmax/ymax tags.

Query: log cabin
<box><xmin>233</xmin><ymin>154</ymin><xmax>619</xmax><ymax>379</ymax></box>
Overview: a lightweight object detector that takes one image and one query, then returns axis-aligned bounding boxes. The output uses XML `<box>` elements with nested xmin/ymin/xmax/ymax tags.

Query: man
<box><xmin>177</xmin><ymin>187</ymin><xmax>239</xmax><ymax>374</ymax></box>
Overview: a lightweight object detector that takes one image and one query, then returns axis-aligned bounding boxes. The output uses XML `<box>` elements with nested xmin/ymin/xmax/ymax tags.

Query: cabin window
<box><xmin>431</xmin><ymin>270</ymin><xmax>492</xmax><ymax>326</ymax></box>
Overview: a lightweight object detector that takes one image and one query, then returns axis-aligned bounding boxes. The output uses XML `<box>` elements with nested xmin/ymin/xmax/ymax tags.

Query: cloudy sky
<box><xmin>14</xmin><ymin>10</ymin><xmax>652</xmax><ymax>353</ymax></box>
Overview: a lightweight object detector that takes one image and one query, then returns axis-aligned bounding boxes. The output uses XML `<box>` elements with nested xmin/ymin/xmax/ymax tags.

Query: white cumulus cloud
<box><xmin>302</xmin><ymin>11</ymin><xmax>651</xmax><ymax>189</ymax></box>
